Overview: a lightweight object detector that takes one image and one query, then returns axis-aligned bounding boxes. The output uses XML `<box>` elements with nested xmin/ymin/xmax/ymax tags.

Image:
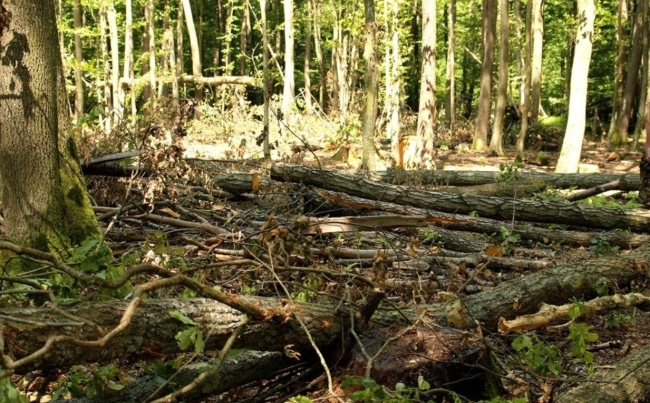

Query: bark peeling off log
<box><xmin>270</xmin><ymin>164</ymin><xmax>650</xmax><ymax>232</ymax></box>
<box><xmin>0</xmin><ymin>297</ymin><xmax>345</xmax><ymax>373</ymax></box>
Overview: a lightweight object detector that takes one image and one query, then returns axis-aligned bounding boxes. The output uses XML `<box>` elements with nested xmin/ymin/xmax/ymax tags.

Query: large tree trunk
<box><xmin>415</xmin><ymin>0</ymin><xmax>437</xmax><ymax>168</ymax></box>
<box><xmin>632</xmin><ymin>0</ymin><xmax>649</xmax><ymax>150</ymax></box>
<box><xmin>360</xmin><ymin>0</ymin><xmax>380</xmax><ymax>171</ymax></box>
<box><xmin>607</xmin><ymin>0</ymin><xmax>628</xmax><ymax>147</ymax></box>
<box><xmin>0</xmin><ymin>0</ymin><xmax>100</xmax><ymax>262</ymax></box>
<box><xmin>472</xmin><ymin>0</ymin><xmax>497</xmax><ymax>150</ymax></box>
<box><xmin>270</xmin><ymin>164</ymin><xmax>650</xmax><ymax>232</ymax></box>
<box><xmin>490</xmin><ymin>0</ymin><xmax>509</xmax><ymax>155</ymax></box>
<box><xmin>556</xmin><ymin>0</ymin><xmax>596</xmax><ymax>173</ymax></box>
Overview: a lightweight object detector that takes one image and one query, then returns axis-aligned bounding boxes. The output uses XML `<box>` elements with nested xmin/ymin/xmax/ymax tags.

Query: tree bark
<box><xmin>516</xmin><ymin>0</ymin><xmax>533</xmax><ymax>156</ymax></box>
<box><xmin>490</xmin><ymin>0</ymin><xmax>509</xmax><ymax>155</ymax></box>
<box><xmin>0</xmin><ymin>0</ymin><xmax>100</xmax><ymax>262</ymax></box>
<box><xmin>444</xmin><ymin>0</ymin><xmax>456</xmax><ymax>131</ymax></box>
<box><xmin>556</xmin><ymin>0</ymin><xmax>596</xmax><ymax>173</ymax></box>
<box><xmin>632</xmin><ymin>0</ymin><xmax>649</xmax><ymax>150</ymax></box>
<box><xmin>529</xmin><ymin>0</ymin><xmax>544</xmax><ymax>122</ymax></box>
<box><xmin>73</xmin><ymin>0</ymin><xmax>84</xmax><ymax>120</ymax></box>
<box><xmin>415</xmin><ymin>0</ymin><xmax>437</xmax><ymax>168</ymax></box>
<box><xmin>270</xmin><ymin>164</ymin><xmax>650</xmax><ymax>232</ymax></box>
<box><xmin>182</xmin><ymin>0</ymin><xmax>203</xmax><ymax>103</ymax></box>
<box><xmin>607</xmin><ymin>0</ymin><xmax>628</xmax><ymax>147</ymax></box>
<box><xmin>472</xmin><ymin>0</ymin><xmax>497</xmax><ymax>150</ymax></box>
<box><xmin>107</xmin><ymin>3</ymin><xmax>122</xmax><ymax>122</ymax></box>
<box><xmin>144</xmin><ymin>0</ymin><xmax>157</xmax><ymax>110</ymax></box>
<box><xmin>360</xmin><ymin>0</ymin><xmax>380</xmax><ymax>171</ymax></box>
<box><xmin>282</xmin><ymin>0</ymin><xmax>295</xmax><ymax>124</ymax></box>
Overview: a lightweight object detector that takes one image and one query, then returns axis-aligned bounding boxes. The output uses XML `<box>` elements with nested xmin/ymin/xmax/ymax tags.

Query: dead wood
<box><xmin>565</xmin><ymin>180</ymin><xmax>623</xmax><ymax>202</ymax></box>
<box><xmin>556</xmin><ymin>343</ymin><xmax>650</xmax><ymax>402</ymax></box>
<box><xmin>270</xmin><ymin>164</ymin><xmax>650</xmax><ymax>232</ymax></box>
<box><xmin>433</xmin><ymin>178</ymin><xmax>547</xmax><ymax>198</ymax></box>
<box><xmin>369</xmin><ymin>169</ymin><xmax>641</xmax><ymax>191</ymax></box>
<box><xmin>0</xmin><ymin>297</ymin><xmax>346</xmax><ymax>373</ymax></box>
<box><xmin>51</xmin><ymin>351</ymin><xmax>297</xmax><ymax>403</ymax></box>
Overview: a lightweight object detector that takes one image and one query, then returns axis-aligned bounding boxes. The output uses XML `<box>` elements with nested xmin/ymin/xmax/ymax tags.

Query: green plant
<box><xmin>566</xmin><ymin>301</ymin><xmax>599</xmax><ymax>372</ymax></box>
<box><xmin>605</xmin><ymin>311</ymin><xmax>633</xmax><ymax>329</ymax></box>
<box><xmin>595</xmin><ymin>277</ymin><xmax>611</xmax><ymax>296</ymax></box>
<box><xmin>169</xmin><ymin>310</ymin><xmax>205</xmax><ymax>353</ymax></box>
<box><xmin>497</xmin><ymin>161</ymin><xmax>524</xmax><ymax>183</ymax></box>
<box><xmin>342</xmin><ymin>375</ymin><xmax>441</xmax><ymax>403</ymax></box>
<box><xmin>0</xmin><ymin>377</ymin><xmax>28</xmax><ymax>403</ymax></box>
<box><xmin>511</xmin><ymin>333</ymin><xmax>562</xmax><ymax>376</ymax></box>
<box><xmin>589</xmin><ymin>238</ymin><xmax>620</xmax><ymax>255</ymax></box>
<box><xmin>51</xmin><ymin>364</ymin><xmax>125</xmax><ymax>400</ymax></box>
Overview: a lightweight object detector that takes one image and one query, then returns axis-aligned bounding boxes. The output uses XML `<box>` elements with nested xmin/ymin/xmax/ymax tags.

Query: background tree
<box><xmin>360</xmin><ymin>0</ymin><xmax>380</xmax><ymax>170</ymax></box>
<box><xmin>444</xmin><ymin>0</ymin><xmax>456</xmax><ymax>131</ymax></box>
<box><xmin>490</xmin><ymin>0</ymin><xmax>509</xmax><ymax>155</ymax></box>
<box><xmin>282</xmin><ymin>0</ymin><xmax>295</xmax><ymax>127</ymax></box>
<box><xmin>0</xmin><ymin>0</ymin><xmax>100</xmax><ymax>262</ymax></box>
<box><xmin>556</xmin><ymin>0</ymin><xmax>596</xmax><ymax>173</ymax></box>
<box><xmin>530</xmin><ymin>0</ymin><xmax>544</xmax><ymax>121</ymax></box>
<box><xmin>472</xmin><ymin>0</ymin><xmax>497</xmax><ymax>150</ymax></box>
<box><xmin>415</xmin><ymin>0</ymin><xmax>437</xmax><ymax>168</ymax></box>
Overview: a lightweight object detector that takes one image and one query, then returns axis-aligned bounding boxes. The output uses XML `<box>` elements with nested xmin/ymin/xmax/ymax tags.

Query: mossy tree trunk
<box><xmin>0</xmin><ymin>0</ymin><xmax>100</xmax><ymax>263</ymax></box>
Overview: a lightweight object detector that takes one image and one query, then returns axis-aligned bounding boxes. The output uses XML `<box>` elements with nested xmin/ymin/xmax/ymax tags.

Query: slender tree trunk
<box><xmin>240</xmin><ymin>0</ymin><xmax>251</xmax><ymax>76</ymax></box>
<box><xmin>312</xmin><ymin>0</ymin><xmax>325</xmax><ymax>110</ymax></box>
<box><xmin>159</xmin><ymin>0</ymin><xmax>174</xmax><ymax>98</ymax></box>
<box><xmin>444</xmin><ymin>0</ymin><xmax>456</xmax><ymax>131</ymax></box>
<box><xmin>608</xmin><ymin>0</ymin><xmax>628</xmax><ymax>147</ymax></box>
<box><xmin>73</xmin><ymin>0</ymin><xmax>84</xmax><ymax>120</ymax></box>
<box><xmin>361</xmin><ymin>0</ymin><xmax>380</xmax><ymax>171</ymax></box>
<box><xmin>100</xmin><ymin>8</ymin><xmax>111</xmax><ymax>133</ymax></box>
<box><xmin>515</xmin><ymin>0</ymin><xmax>524</xmax><ymax>105</ymax></box>
<box><xmin>491</xmin><ymin>0</ymin><xmax>509</xmax><ymax>155</ymax></box>
<box><xmin>614</xmin><ymin>0</ymin><xmax>644</xmax><ymax>147</ymax></box>
<box><xmin>415</xmin><ymin>0</ymin><xmax>437</xmax><ymax>168</ymax></box>
<box><xmin>516</xmin><ymin>0</ymin><xmax>533</xmax><ymax>156</ymax></box>
<box><xmin>632</xmin><ymin>0</ymin><xmax>649</xmax><ymax>150</ymax></box>
<box><xmin>261</xmin><ymin>0</ymin><xmax>271</xmax><ymax>158</ymax></box>
<box><xmin>282</xmin><ymin>0</ymin><xmax>296</xmax><ymax>127</ymax></box>
<box><xmin>182</xmin><ymin>0</ymin><xmax>203</xmax><ymax>103</ymax></box>
<box><xmin>107</xmin><ymin>3</ymin><xmax>122</xmax><ymax>123</ymax></box>
<box><xmin>123</xmin><ymin>0</ymin><xmax>136</xmax><ymax>121</ymax></box>
<box><xmin>304</xmin><ymin>0</ymin><xmax>313</xmax><ymax>112</ymax></box>
<box><xmin>530</xmin><ymin>0</ymin><xmax>544</xmax><ymax>122</ymax></box>
<box><xmin>556</xmin><ymin>0</ymin><xmax>596</xmax><ymax>173</ymax></box>
<box><xmin>0</xmin><ymin>0</ymin><xmax>100</xmax><ymax>262</ymax></box>
<box><xmin>177</xmin><ymin>0</ymin><xmax>185</xmax><ymax>96</ymax></box>
<box><xmin>387</xmin><ymin>0</ymin><xmax>401</xmax><ymax>166</ymax></box>
<box><xmin>223</xmin><ymin>0</ymin><xmax>235</xmax><ymax>75</ymax></box>
<box><xmin>472</xmin><ymin>0</ymin><xmax>497</xmax><ymax>150</ymax></box>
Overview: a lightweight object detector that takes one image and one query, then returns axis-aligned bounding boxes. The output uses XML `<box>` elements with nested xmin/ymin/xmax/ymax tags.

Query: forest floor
<box><xmin>59</xmin><ymin>101</ymin><xmax>650</xmax><ymax>402</ymax></box>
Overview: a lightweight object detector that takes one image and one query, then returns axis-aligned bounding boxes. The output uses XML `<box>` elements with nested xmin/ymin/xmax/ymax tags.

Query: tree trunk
<box><xmin>222</xmin><ymin>0</ymin><xmax>235</xmax><ymax>76</ymax></box>
<box><xmin>270</xmin><ymin>164</ymin><xmax>650</xmax><ymax>232</ymax></box>
<box><xmin>107</xmin><ymin>3</ymin><xmax>122</xmax><ymax>122</ymax></box>
<box><xmin>472</xmin><ymin>0</ymin><xmax>497</xmax><ymax>150</ymax></box>
<box><xmin>312</xmin><ymin>0</ymin><xmax>326</xmax><ymax>110</ymax></box>
<box><xmin>123</xmin><ymin>0</ymin><xmax>137</xmax><ymax>121</ymax></box>
<box><xmin>282</xmin><ymin>0</ymin><xmax>295</xmax><ymax>129</ymax></box>
<box><xmin>143</xmin><ymin>0</ymin><xmax>157</xmax><ymax>111</ymax></box>
<box><xmin>516</xmin><ymin>0</ymin><xmax>533</xmax><ymax>156</ymax></box>
<box><xmin>608</xmin><ymin>0</ymin><xmax>629</xmax><ymax>147</ymax></box>
<box><xmin>444</xmin><ymin>0</ymin><xmax>456</xmax><ymax>131</ymax></box>
<box><xmin>490</xmin><ymin>0</ymin><xmax>509</xmax><ymax>155</ymax></box>
<box><xmin>73</xmin><ymin>0</ymin><xmax>84</xmax><ymax>120</ymax></box>
<box><xmin>100</xmin><ymin>8</ymin><xmax>111</xmax><ymax>133</ymax></box>
<box><xmin>261</xmin><ymin>0</ymin><xmax>271</xmax><ymax>158</ymax></box>
<box><xmin>415</xmin><ymin>0</ymin><xmax>437</xmax><ymax>168</ymax></box>
<box><xmin>613</xmin><ymin>1</ymin><xmax>644</xmax><ymax>147</ymax></box>
<box><xmin>514</xmin><ymin>0</ymin><xmax>524</xmax><ymax>105</ymax></box>
<box><xmin>240</xmin><ymin>0</ymin><xmax>251</xmax><ymax>76</ymax></box>
<box><xmin>360</xmin><ymin>0</ymin><xmax>380</xmax><ymax>171</ymax></box>
<box><xmin>529</xmin><ymin>0</ymin><xmax>544</xmax><ymax>122</ymax></box>
<box><xmin>556</xmin><ymin>0</ymin><xmax>596</xmax><ymax>173</ymax></box>
<box><xmin>632</xmin><ymin>0</ymin><xmax>649</xmax><ymax>150</ymax></box>
<box><xmin>387</xmin><ymin>0</ymin><xmax>401</xmax><ymax>167</ymax></box>
<box><xmin>303</xmin><ymin>0</ymin><xmax>312</xmax><ymax>112</ymax></box>
<box><xmin>183</xmin><ymin>0</ymin><xmax>203</xmax><ymax>103</ymax></box>
<box><xmin>0</xmin><ymin>0</ymin><xmax>100</xmax><ymax>262</ymax></box>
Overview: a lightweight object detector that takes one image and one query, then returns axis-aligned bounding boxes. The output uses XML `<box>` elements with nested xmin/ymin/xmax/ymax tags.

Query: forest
<box><xmin>0</xmin><ymin>0</ymin><xmax>649</xmax><ymax>402</ymax></box>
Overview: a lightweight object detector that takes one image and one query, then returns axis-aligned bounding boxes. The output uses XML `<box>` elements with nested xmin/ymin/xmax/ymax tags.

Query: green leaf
<box><xmin>169</xmin><ymin>310</ymin><xmax>197</xmax><ymax>326</ymax></box>
<box><xmin>176</xmin><ymin>328</ymin><xmax>195</xmax><ymax>350</ymax></box>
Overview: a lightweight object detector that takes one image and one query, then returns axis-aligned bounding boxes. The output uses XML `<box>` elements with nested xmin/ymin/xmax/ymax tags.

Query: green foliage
<box><xmin>342</xmin><ymin>375</ymin><xmax>441</xmax><ymax>403</ymax></box>
<box><xmin>292</xmin><ymin>274</ymin><xmax>323</xmax><ymax>303</ymax></box>
<box><xmin>497</xmin><ymin>161</ymin><xmax>524</xmax><ymax>183</ymax></box>
<box><xmin>70</xmin><ymin>235</ymin><xmax>113</xmax><ymax>272</ymax></box>
<box><xmin>51</xmin><ymin>364</ymin><xmax>125</xmax><ymax>400</ymax></box>
<box><xmin>595</xmin><ymin>277</ymin><xmax>611</xmax><ymax>296</ymax></box>
<box><xmin>589</xmin><ymin>238</ymin><xmax>620</xmax><ymax>255</ymax></box>
<box><xmin>0</xmin><ymin>378</ymin><xmax>28</xmax><ymax>403</ymax></box>
<box><xmin>567</xmin><ymin>322</ymin><xmax>598</xmax><ymax>370</ymax></box>
<box><xmin>605</xmin><ymin>311</ymin><xmax>632</xmax><ymax>330</ymax></box>
<box><xmin>511</xmin><ymin>334</ymin><xmax>562</xmax><ymax>376</ymax></box>
<box><xmin>577</xmin><ymin>195</ymin><xmax>643</xmax><ymax>209</ymax></box>
<box><xmin>170</xmin><ymin>310</ymin><xmax>205</xmax><ymax>353</ymax></box>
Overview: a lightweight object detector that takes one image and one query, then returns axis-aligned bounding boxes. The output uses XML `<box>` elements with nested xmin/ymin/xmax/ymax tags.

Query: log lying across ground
<box><xmin>3</xmin><ymin>243</ymin><xmax>649</xmax><ymax>374</ymax></box>
<box><xmin>369</xmin><ymin>169</ymin><xmax>642</xmax><ymax>191</ymax></box>
<box><xmin>270</xmin><ymin>164</ymin><xmax>650</xmax><ymax>232</ymax></box>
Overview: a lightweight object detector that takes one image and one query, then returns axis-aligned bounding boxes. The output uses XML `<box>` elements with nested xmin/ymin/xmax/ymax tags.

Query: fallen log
<box><xmin>556</xmin><ymin>343</ymin><xmax>650</xmax><ymax>402</ymax></box>
<box><xmin>369</xmin><ymin>170</ymin><xmax>642</xmax><ymax>191</ymax></box>
<box><xmin>270</xmin><ymin>164</ymin><xmax>650</xmax><ymax>233</ymax></box>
